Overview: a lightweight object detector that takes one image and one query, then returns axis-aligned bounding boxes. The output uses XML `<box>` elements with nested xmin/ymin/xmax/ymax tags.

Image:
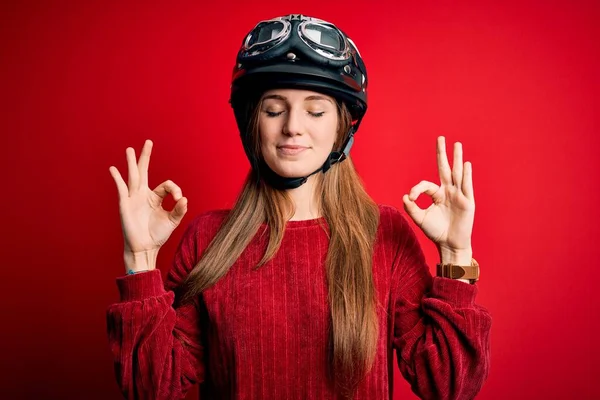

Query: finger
<box><xmin>169</xmin><ymin>197</ymin><xmax>188</xmax><ymax>225</ymax></box>
<box><xmin>462</xmin><ymin>161</ymin><xmax>474</xmax><ymax>200</ymax></box>
<box><xmin>402</xmin><ymin>194</ymin><xmax>425</xmax><ymax>223</ymax></box>
<box><xmin>452</xmin><ymin>141</ymin><xmax>463</xmax><ymax>188</ymax></box>
<box><xmin>408</xmin><ymin>180</ymin><xmax>440</xmax><ymax>201</ymax></box>
<box><xmin>437</xmin><ymin>136</ymin><xmax>452</xmax><ymax>186</ymax></box>
<box><xmin>138</xmin><ymin>139</ymin><xmax>153</xmax><ymax>188</ymax></box>
<box><xmin>153</xmin><ymin>180</ymin><xmax>183</xmax><ymax>201</ymax></box>
<box><xmin>126</xmin><ymin>147</ymin><xmax>140</xmax><ymax>195</ymax></box>
<box><xmin>109</xmin><ymin>166</ymin><xmax>128</xmax><ymax>201</ymax></box>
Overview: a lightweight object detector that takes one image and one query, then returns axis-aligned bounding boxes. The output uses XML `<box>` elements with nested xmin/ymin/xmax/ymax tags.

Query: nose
<box><xmin>282</xmin><ymin>108</ymin><xmax>304</xmax><ymax>137</ymax></box>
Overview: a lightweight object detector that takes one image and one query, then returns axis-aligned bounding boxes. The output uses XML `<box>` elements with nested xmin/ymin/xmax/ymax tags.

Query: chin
<box><xmin>265</xmin><ymin>159</ymin><xmax>319</xmax><ymax>178</ymax></box>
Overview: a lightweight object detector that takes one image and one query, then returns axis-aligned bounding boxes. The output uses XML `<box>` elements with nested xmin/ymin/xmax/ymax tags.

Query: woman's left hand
<box><xmin>402</xmin><ymin>136</ymin><xmax>475</xmax><ymax>258</ymax></box>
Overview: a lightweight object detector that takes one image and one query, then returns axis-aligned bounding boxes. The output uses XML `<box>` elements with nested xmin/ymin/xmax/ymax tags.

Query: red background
<box><xmin>1</xmin><ymin>0</ymin><xmax>598</xmax><ymax>399</ymax></box>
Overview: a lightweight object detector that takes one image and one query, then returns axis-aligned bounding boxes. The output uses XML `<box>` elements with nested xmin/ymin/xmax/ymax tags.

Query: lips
<box><xmin>277</xmin><ymin>145</ymin><xmax>309</xmax><ymax>155</ymax></box>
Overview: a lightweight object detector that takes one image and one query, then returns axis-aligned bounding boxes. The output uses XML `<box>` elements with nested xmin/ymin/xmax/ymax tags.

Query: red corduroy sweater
<box><xmin>106</xmin><ymin>204</ymin><xmax>492</xmax><ymax>400</ymax></box>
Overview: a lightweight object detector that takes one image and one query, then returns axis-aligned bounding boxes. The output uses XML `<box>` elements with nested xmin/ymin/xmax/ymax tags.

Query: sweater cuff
<box><xmin>116</xmin><ymin>269</ymin><xmax>166</xmax><ymax>302</ymax></box>
<box><xmin>430</xmin><ymin>276</ymin><xmax>479</xmax><ymax>307</ymax></box>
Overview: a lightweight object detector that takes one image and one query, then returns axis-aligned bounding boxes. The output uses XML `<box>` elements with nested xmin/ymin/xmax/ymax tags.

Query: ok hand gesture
<box><xmin>402</xmin><ymin>136</ymin><xmax>475</xmax><ymax>256</ymax></box>
<box><xmin>109</xmin><ymin>140</ymin><xmax>188</xmax><ymax>272</ymax></box>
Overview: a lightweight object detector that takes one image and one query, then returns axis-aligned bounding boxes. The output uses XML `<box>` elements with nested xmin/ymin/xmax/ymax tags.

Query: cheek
<box><xmin>258</xmin><ymin>118</ymin><xmax>279</xmax><ymax>143</ymax></box>
<box><xmin>314</xmin><ymin>118</ymin><xmax>339</xmax><ymax>149</ymax></box>
<box><xmin>258</xmin><ymin>119</ymin><xmax>278</xmax><ymax>157</ymax></box>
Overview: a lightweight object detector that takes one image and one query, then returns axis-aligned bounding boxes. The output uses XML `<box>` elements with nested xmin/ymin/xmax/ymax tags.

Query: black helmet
<box><xmin>229</xmin><ymin>14</ymin><xmax>368</xmax><ymax>189</ymax></box>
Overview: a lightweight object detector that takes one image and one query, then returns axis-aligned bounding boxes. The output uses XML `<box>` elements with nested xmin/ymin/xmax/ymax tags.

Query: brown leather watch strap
<box><xmin>436</xmin><ymin>258</ymin><xmax>480</xmax><ymax>284</ymax></box>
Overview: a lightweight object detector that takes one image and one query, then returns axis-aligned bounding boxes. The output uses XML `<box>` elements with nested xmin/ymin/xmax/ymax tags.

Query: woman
<box><xmin>107</xmin><ymin>14</ymin><xmax>491</xmax><ymax>400</ymax></box>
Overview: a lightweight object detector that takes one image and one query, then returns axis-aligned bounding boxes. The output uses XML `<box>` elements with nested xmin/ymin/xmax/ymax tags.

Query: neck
<box><xmin>285</xmin><ymin>174</ymin><xmax>321</xmax><ymax>221</ymax></box>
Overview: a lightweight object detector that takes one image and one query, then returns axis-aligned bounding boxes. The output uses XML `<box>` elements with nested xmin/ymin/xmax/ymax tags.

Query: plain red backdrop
<box><xmin>1</xmin><ymin>0</ymin><xmax>598</xmax><ymax>399</ymax></box>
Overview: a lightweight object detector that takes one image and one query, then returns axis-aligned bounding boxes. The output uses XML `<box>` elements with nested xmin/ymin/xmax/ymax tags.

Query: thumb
<box><xmin>402</xmin><ymin>194</ymin><xmax>424</xmax><ymax>224</ymax></box>
<box><xmin>169</xmin><ymin>196</ymin><xmax>188</xmax><ymax>225</ymax></box>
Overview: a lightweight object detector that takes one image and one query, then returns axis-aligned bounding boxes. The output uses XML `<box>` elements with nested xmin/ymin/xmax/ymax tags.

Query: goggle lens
<box><xmin>245</xmin><ymin>21</ymin><xmax>287</xmax><ymax>51</ymax></box>
<box><xmin>302</xmin><ymin>23</ymin><xmax>345</xmax><ymax>53</ymax></box>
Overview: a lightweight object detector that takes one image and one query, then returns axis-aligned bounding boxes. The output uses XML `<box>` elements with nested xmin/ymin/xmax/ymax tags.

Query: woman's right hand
<box><xmin>109</xmin><ymin>139</ymin><xmax>188</xmax><ymax>270</ymax></box>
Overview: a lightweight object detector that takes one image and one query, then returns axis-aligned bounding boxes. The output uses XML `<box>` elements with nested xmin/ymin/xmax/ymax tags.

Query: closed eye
<box><xmin>263</xmin><ymin>110</ymin><xmax>325</xmax><ymax>118</ymax></box>
<box><xmin>265</xmin><ymin>111</ymin><xmax>284</xmax><ymax>117</ymax></box>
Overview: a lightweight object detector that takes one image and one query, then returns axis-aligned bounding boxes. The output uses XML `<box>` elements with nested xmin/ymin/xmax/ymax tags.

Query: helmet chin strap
<box><xmin>259</xmin><ymin>127</ymin><xmax>355</xmax><ymax>190</ymax></box>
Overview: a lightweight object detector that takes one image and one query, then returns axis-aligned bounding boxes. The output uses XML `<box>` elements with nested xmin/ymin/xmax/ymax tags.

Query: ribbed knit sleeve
<box><xmin>106</xmin><ymin>217</ymin><xmax>206</xmax><ymax>400</ymax></box>
<box><xmin>388</xmin><ymin>207</ymin><xmax>492</xmax><ymax>400</ymax></box>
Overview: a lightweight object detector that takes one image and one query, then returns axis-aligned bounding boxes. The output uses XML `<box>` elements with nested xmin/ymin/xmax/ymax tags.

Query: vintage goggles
<box><xmin>239</xmin><ymin>15</ymin><xmax>357</xmax><ymax>65</ymax></box>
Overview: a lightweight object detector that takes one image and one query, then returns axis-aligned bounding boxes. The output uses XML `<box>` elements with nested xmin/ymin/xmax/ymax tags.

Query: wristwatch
<box><xmin>436</xmin><ymin>258</ymin><xmax>480</xmax><ymax>284</ymax></box>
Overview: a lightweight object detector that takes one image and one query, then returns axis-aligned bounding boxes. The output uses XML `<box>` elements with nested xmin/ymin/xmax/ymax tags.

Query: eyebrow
<box><xmin>262</xmin><ymin>94</ymin><xmax>334</xmax><ymax>105</ymax></box>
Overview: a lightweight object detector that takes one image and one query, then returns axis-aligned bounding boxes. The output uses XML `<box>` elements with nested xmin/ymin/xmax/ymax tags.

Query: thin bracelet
<box><xmin>126</xmin><ymin>269</ymin><xmax>150</xmax><ymax>275</ymax></box>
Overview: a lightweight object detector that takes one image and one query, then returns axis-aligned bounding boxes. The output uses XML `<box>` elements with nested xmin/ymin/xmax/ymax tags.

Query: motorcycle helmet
<box><xmin>229</xmin><ymin>14</ymin><xmax>368</xmax><ymax>189</ymax></box>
